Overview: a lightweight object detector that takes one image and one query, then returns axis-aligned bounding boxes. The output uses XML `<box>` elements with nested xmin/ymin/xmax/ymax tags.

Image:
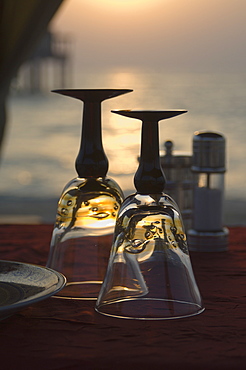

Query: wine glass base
<box><xmin>53</xmin><ymin>281</ymin><xmax>103</xmax><ymax>300</ymax></box>
<box><xmin>96</xmin><ymin>298</ymin><xmax>205</xmax><ymax>320</ymax></box>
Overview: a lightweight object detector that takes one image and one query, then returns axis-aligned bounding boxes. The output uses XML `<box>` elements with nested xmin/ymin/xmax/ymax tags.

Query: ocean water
<box><xmin>1</xmin><ymin>69</ymin><xmax>246</xmax><ymax>223</ymax></box>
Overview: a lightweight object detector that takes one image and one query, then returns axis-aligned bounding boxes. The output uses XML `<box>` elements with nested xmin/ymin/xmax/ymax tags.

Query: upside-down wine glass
<box><xmin>95</xmin><ymin>110</ymin><xmax>204</xmax><ymax>319</ymax></box>
<box><xmin>46</xmin><ymin>89</ymin><xmax>132</xmax><ymax>299</ymax></box>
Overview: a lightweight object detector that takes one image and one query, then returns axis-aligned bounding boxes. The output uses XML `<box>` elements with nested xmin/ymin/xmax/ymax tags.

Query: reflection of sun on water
<box><xmin>101</xmin><ymin>70</ymin><xmax>143</xmax><ymax>176</ymax></box>
<box><xmin>108</xmin><ymin>71</ymin><xmax>141</xmax><ymax>89</ymax></box>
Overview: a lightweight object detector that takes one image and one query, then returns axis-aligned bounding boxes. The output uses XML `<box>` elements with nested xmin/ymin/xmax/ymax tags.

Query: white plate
<box><xmin>0</xmin><ymin>260</ymin><xmax>66</xmax><ymax>320</ymax></box>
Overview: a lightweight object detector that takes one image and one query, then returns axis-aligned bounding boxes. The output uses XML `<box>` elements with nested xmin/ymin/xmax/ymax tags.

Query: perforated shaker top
<box><xmin>192</xmin><ymin>131</ymin><xmax>226</xmax><ymax>173</ymax></box>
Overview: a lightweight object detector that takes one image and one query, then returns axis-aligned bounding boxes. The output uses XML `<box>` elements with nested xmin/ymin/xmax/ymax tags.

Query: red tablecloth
<box><xmin>0</xmin><ymin>225</ymin><xmax>245</xmax><ymax>370</ymax></box>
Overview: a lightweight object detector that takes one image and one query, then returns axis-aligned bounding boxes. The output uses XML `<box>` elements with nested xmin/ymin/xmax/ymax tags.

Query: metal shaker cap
<box><xmin>192</xmin><ymin>131</ymin><xmax>226</xmax><ymax>173</ymax></box>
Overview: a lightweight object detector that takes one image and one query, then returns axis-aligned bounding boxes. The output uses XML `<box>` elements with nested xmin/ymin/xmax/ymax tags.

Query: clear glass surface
<box><xmin>95</xmin><ymin>110</ymin><xmax>204</xmax><ymax>319</ymax></box>
<box><xmin>47</xmin><ymin>176</ymin><xmax>123</xmax><ymax>299</ymax></box>
<box><xmin>46</xmin><ymin>89</ymin><xmax>132</xmax><ymax>300</ymax></box>
<box><xmin>193</xmin><ymin>172</ymin><xmax>224</xmax><ymax>231</ymax></box>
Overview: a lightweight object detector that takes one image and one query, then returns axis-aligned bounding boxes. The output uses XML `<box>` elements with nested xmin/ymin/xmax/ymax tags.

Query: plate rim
<box><xmin>0</xmin><ymin>259</ymin><xmax>66</xmax><ymax>315</ymax></box>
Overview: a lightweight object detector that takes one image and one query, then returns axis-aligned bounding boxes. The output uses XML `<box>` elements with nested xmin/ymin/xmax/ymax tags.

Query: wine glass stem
<box><xmin>76</xmin><ymin>101</ymin><xmax>108</xmax><ymax>178</ymax></box>
<box><xmin>140</xmin><ymin>120</ymin><xmax>160</xmax><ymax>163</ymax></box>
<box><xmin>134</xmin><ymin>120</ymin><xmax>166</xmax><ymax>194</ymax></box>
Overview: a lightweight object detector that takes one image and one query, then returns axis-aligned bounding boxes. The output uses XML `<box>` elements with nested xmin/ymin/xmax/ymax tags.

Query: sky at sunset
<box><xmin>50</xmin><ymin>0</ymin><xmax>246</xmax><ymax>73</ymax></box>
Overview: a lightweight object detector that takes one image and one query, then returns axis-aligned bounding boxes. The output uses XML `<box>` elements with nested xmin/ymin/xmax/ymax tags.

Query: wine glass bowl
<box><xmin>95</xmin><ymin>110</ymin><xmax>204</xmax><ymax>319</ymax></box>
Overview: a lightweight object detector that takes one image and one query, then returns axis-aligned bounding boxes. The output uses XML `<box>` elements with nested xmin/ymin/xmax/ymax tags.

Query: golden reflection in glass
<box><xmin>47</xmin><ymin>177</ymin><xmax>123</xmax><ymax>300</ymax></box>
<box><xmin>57</xmin><ymin>191</ymin><xmax>119</xmax><ymax>230</ymax></box>
<box><xmin>119</xmin><ymin>206</ymin><xmax>188</xmax><ymax>263</ymax></box>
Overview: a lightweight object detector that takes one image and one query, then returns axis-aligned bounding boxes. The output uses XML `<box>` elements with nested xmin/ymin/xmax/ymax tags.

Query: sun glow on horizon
<box><xmin>97</xmin><ymin>0</ymin><xmax>162</xmax><ymax>5</ymax></box>
<box><xmin>52</xmin><ymin>0</ymin><xmax>246</xmax><ymax>73</ymax></box>
<box><xmin>90</xmin><ymin>0</ymin><xmax>165</xmax><ymax>12</ymax></box>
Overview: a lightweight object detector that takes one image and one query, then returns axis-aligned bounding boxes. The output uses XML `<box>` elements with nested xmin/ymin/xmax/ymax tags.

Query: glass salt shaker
<box><xmin>187</xmin><ymin>131</ymin><xmax>229</xmax><ymax>251</ymax></box>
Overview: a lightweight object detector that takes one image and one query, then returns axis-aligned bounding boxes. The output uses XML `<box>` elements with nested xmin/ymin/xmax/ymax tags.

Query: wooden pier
<box><xmin>14</xmin><ymin>30</ymin><xmax>72</xmax><ymax>93</ymax></box>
